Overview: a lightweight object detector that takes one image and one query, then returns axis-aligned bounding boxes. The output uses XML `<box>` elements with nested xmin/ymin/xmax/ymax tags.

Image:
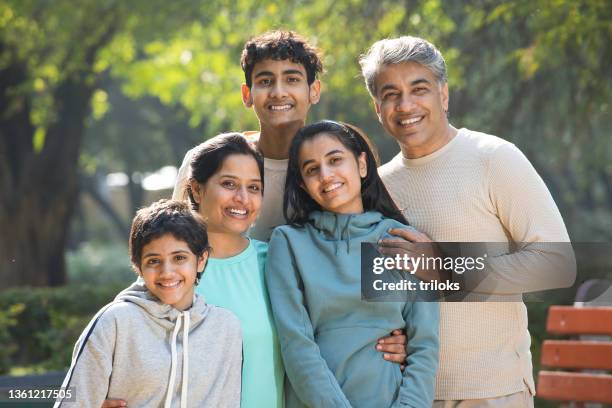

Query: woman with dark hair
<box><xmin>266</xmin><ymin>121</ymin><xmax>440</xmax><ymax>408</ymax></box>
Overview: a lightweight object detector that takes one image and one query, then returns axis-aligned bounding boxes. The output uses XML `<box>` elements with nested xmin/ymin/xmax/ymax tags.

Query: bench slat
<box><xmin>541</xmin><ymin>340</ymin><xmax>612</xmax><ymax>370</ymax></box>
<box><xmin>537</xmin><ymin>371</ymin><xmax>612</xmax><ymax>403</ymax></box>
<box><xmin>546</xmin><ymin>306</ymin><xmax>612</xmax><ymax>335</ymax></box>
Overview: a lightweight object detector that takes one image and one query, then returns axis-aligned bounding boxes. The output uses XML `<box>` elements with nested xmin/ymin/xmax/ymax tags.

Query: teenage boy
<box><xmin>56</xmin><ymin>199</ymin><xmax>242</xmax><ymax>407</ymax></box>
<box><xmin>173</xmin><ymin>30</ymin><xmax>321</xmax><ymax>241</ymax></box>
<box><xmin>359</xmin><ymin>36</ymin><xmax>576</xmax><ymax>407</ymax></box>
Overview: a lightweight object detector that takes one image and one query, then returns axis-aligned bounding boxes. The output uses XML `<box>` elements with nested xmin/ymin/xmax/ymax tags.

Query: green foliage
<box><xmin>0</xmin><ymin>303</ymin><xmax>25</xmax><ymax>374</ymax></box>
<box><xmin>66</xmin><ymin>243</ymin><xmax>135</xmax><ymax>285</ymax></box>
<box><xmin>0</xmin><ymin>284</ymin><xmax>125</xmax><ymax>373</ymax></box>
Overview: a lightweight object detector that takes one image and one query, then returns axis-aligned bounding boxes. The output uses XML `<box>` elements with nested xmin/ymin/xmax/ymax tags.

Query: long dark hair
<box><xmin>187</xmin><ymin>133</ymin><xmax>264</xmax><ymax>211</ymax></box>
<box><xmin>284</xmin><ymin>120</ymin><xmax>408</xmax><ymax>226</ymax></box>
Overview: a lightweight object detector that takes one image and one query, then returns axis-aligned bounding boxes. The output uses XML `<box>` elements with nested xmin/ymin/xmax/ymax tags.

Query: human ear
<box><xmin>374</xmin><ymin>98</ymin><xmax>383</xmax><ymax>124</ymax></box>
<box><xmin>357</xmin><ymin>152</ymin><xmax>368</xmax><ymax>178</ymax></box>
<box><xmin>189</xmin><ymin>180</ymin><xmax>203</xmax><ymax>204</ymax></box>
<box><xmin>441</xmin><ymin>82</ymin><xmax>449</xmax><ymax>113</ymax></box>
<box><xmin>197</xmin><ymin>251</ymin><xmax>208</xmax><ymax>272</ymax></box>
<box><xmin>309</xmin><ymin>79</ymin><xmax>321</xmax><ymax>104</ymax></box>
<box><xmin>241</xmin><ymin>84</ymin><xmax>253</xmax><ymax>108</ymax></box>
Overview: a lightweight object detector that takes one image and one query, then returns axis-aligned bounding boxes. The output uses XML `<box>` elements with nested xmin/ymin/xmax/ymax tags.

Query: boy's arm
<box><xmin>54</xmin><ymin>306</ymin><xmax>116</xmax><ymax>407</ymax></box>
<box><xmin>265</xmin><ymin>229</ymin><xmax>352</xmax><ymax>408</ymax></box>
<box><xmin>392</xmin><ymin>302</ymin><xmax>439</xmax><ymax>408</ymax></box>
<box><xmin>172</xmin><ymin>148</ymin><xmax>195</xmax><ymax>201</ymax></box>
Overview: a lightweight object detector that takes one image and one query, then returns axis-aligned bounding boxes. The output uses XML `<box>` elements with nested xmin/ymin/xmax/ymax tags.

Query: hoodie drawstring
<box><xmin>164</xmin><ymin>311</ymin><xmax>190</xmax><ymax>408</ymax></box>
<box><xmin>181</xmin><ymin>312</ymin><xmax>190</xmax><ymax>408</ymax></box>
<box><xmin>164</xmin><ymin>313</ymin><xmax>182</xmax><ymax>408</ymax></box>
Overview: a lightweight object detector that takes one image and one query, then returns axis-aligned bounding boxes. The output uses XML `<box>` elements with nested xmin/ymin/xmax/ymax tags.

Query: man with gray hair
<box><xmin>361</xmin><ymin>36</ymin><xmax>575</xmax><ymax>407</ymax></box>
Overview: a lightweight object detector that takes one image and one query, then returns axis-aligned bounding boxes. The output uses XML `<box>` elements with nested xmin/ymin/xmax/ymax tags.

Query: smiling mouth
<box><xmin>398</xmin><ymin>116</ymin><xmax>424</xmax><ymax>127</ymax></box>
<box><xmin>225</xmin><ymin>207</ymin><xmax>249</xmax><ymax>219</ymax></box>
<box><xmin>157</xmin><ymin>281</ymin><xmax>182</xmax><ymax>289</ymax></box>
<box><xmin>322</xmin><ymin>182</ymin><xmax>343</xmax><ymax>194</ymax></box>
<box><xmin>268</xmin><ymin>104</ymin><xmax>293</xmax><ymax>111</ymax></box>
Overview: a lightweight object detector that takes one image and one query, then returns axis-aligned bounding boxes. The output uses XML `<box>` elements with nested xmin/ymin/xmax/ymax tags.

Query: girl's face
<box><xmin>139</xmin><ymin>233</ymin><xmax>207</xmax><ymax>311</ymax></box>
<box><xmin>298</xmin><ymin>133</ymin><xmax>367</xmax><ymax>214</ymax></box>
<box><xmin>190</xmin><ymin>154</ymin><xmax>263</xmax><ymax>236</ymax></box>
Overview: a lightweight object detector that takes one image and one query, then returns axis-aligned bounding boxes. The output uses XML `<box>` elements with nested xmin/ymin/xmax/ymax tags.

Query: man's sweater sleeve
<box><xmin>54</xmin><ymin>309</ymin><xmax>115</xmax><ymax>407</ymax></box>
<box><xmin>465</xmin><ymin>142</ymin><xmax>576</xmax><ymax>294</ymax></box>
<box><xmin>392</xmin><ymin>301</ymin><xmax>439</xmax><ymax>408</ymax></box>
<box><xmin>265</xmin><ymin>229</ymin><xmax>353</xmax><ymax>408</ymax></box>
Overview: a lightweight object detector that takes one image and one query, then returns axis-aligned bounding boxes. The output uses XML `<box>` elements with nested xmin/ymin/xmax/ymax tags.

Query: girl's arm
<box><xmin>54</xmin><ymin>307</ymin><xmax>116</xmax><ymax>407</ymax></box>
<box><xmin>392</xmin><ymin>301</ymin><xmax>440</xmax><ymax>408</ymax></box>
<box><xmin>265</xmin><ymin>229</ymin><xmax>353</xmax><ymax>408</ymax></box>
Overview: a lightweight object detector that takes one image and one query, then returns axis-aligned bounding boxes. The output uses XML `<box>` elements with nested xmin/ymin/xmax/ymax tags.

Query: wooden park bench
<box><xmin>537</xmin><ymin>305</ymin><xmax>612</xmax><ymax>406</ymax></box>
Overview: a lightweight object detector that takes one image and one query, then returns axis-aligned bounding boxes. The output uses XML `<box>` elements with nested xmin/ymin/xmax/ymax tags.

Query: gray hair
<box><xmin>359</xmin><ymin>36</ymin><xmax>447</xmax><ymax>97</ymax></box>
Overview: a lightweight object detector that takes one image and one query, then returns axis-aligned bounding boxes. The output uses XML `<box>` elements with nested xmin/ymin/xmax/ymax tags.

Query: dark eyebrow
<box><xmin>253</xmin><ymin>69</ymin><xmax>305</xmax><ymax>79</ymax></box>
<box><xmin>142</xmin><ymin>250</ymin><xmax>190</xmax><ymax>258</ymax></box>
<box><xmin>379</xmin><ymin>77</ymin><xmax>432</xmax><ymax>94</ymax></box>
<box><xmin>283</xmin><ymin>69</ymin><xmax>305</xmax><ymax>77</ymax></box>
<box><xmin>219</xmin><ymin>174</ymin><xmax>262</xmax><ymax>183</ymax></box>
<box><xmin>301</xmin><ymin>149</ymin><xmax>344</xmax><ymax>169</ymax></box>
<box><xmin>411</xmin><ymin>78</ymin><xmax>431</xmax><ymax>86</ymax></box>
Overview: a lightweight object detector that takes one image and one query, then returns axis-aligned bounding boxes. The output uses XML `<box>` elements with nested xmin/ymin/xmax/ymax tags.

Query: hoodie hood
<box><xmin>308</xmin><ymin>211</ymin><xmax>385</xmax><ymax>254</ymax></box>
<box><xmin>114</xmin><ymin>278</ymin><xmax>211</xmax><ymax>408</ymax></box>
<box><xmin>114</xmin><ymin>278</ymin><xmax>210</xmax><ymax>328</ymax></box>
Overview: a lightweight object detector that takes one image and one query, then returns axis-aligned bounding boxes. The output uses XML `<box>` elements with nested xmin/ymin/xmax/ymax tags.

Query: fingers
<box><xmin>377</xmin><ymin>329</ymin><xmax>408</xmax><ymax>364</ymax></box>
<box><xmin>102</xmin><ymin>399</ymin><xmax>127</xmax><ymax>408</ymax></box>
<box><xmin>400</xmin><ymin>364</ymin><xmax>406</xmax><ymax>372</ymax></box>
<box><xmin>377</xmin><ymin>342</ymin><xmax>405</xmax><ymax>354</ymax></box>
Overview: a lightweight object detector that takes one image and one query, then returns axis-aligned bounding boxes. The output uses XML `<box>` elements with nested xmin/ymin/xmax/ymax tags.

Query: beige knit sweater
<box><xmin>379</xmin><ymin>127</ymin><xmax>575</xmax><ymax>400</ymax></box>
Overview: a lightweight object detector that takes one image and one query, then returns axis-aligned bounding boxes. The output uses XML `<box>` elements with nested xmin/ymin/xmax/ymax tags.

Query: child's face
<box><xmin>139</xmin><ymin>234</ymin><xmax>207</xmax><ymax>311</ymax></box>
<box><xmin>298</xmin><ymin>134</ymin><xmax>367</xmax><ymax>215</ymax></box>
<box><xmin>241</xmin><ymin>59</ymin><xmax>320</xmax><ymax>129</ymax></box>
<box><xmin>191</xmin><ymin>154</ymin><xmax>262</xmax><ymax>236</ymax></box>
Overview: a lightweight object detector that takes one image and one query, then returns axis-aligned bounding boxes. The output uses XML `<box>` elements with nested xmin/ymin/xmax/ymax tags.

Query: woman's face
<box><xmin>191</xmin><ymin>154</ymin><xmax>263</xmax><ymax>235</ymax></box>
<box><xmin>298</xmin><ymin>133</ymin><xmax>367</xmax><ymax>214</ymax></box>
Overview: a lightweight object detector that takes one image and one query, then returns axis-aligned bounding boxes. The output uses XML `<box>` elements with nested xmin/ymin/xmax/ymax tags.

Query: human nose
<box><xmin>396</xmin><ymin>93</ymin><xmax>416</xmax><ymax>112</ymax></box>
<box><xmin>160</xmin><ymin>261</ymin><xmax>174</xmax><ymax>276</ymax></box>
<box><xmin>234</xmin><ymin>186</ymin><xmax>249</xmax><ymax>204</ymax></box>
<box><xmin>319</xmin><ymin>164</ymin><xmax>333</xmax><ymax>181</ymax></box>
<box><xmin>270</xmin><ymin>81</ymin><xmax>288</xmax><ymax>98</ymax></box>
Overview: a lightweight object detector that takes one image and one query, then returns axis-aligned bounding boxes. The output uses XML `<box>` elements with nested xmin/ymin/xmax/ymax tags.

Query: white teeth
<box><xmin>159</xmin><ymin>281</ymin><xmax>180</xmax><ymax>288</ymax></box>
<box><xmin>229</xmin><ymin>208</ymin><xmax>247</xmax><ymax>215</ymax></box>
<box><xmin>323</xmin><ymin>183</ymin><xmax>342</xmax><ymax>193</ymax></box>
<box><xmin>270</xmin><ymin>104</ymin><xmax>292</xmax><ymax>111</ymax></box>
<box><xmin>400</xmin><ymin>116</ymin><xmax>423</xmax><ymax>125</ymax></box>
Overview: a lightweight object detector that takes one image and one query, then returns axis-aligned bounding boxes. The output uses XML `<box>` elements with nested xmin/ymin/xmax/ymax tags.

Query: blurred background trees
<box><xmin>1</xmin><ymin>0</ymin><xmax>610</xmax><ymax>287</ymax></box>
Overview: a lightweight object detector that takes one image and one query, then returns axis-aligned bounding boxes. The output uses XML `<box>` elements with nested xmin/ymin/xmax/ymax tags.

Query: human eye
<box><xmin>221</xmin><ymin>180</ymin><xmax>237</xmax><ymax>189</ymax></box>
<box><xmin>330</xmin><ymin>156</ymin><xmax>343</xmax><ymax>165</ymax></box>
<box><xmin>259</xmin><ymin>78</ymin><xmax>272</xmax><ymax>87</ymax></box>
<box><xmin>413</xmin><ymin>86</ymin><xmax>429</xmax><ymax>95</ymax></box>
<box><xmin>382</xmin><ymin>91</ymin><xmax>399</xmax><ymax>101</ymax></box>
<box><xmin>174</xmin><ymin>254</ymin><xmax>187</xmax><ymax>262</ymax></box>
<box><xmin>287</xmin><ymin>76</ymin><xmax>301</xmax><ymax>83</ymax></box>
<box><xmin>248</xmin><ymin>184</ymin><xmax>262</xmax><ymax>193</ymax></box>
<box><xmin>305</xmin><ymin>165</ymin><xmax>319</xmax><ymax>176</ymax></box>
<box><xmin>146</xmin><ymin>258</ymin><xmax>160</xmax><ymax>266</ymax></box>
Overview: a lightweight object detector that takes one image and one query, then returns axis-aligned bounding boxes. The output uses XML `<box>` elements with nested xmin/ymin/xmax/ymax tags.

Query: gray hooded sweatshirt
<box><xmin>54</xmin><ymin>279</ymin><xmax>242</xmax><ymax>407</ymax></box>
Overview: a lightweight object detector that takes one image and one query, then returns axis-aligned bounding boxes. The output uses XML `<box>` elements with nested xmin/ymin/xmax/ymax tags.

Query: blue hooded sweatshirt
<box><xmin>266</xmin><ymin>210</ymin><xmax>439</xmax><ymax>408</ymax></box>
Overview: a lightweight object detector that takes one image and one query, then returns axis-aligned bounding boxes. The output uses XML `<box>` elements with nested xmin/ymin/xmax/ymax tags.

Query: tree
<box><xmin>0</xmin><ymin>0</ymin><xmax>214</xmax><ymax>287</ymax></box>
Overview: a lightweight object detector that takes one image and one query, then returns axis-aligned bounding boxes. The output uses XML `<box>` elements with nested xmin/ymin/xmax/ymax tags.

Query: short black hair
<box><xmin>241</xmin><ymin>30</ymin><xmax>324</xmax><ymax>88</ymax></box>
<box><xmin>129</xmin><ymin>199</ymin><xmax>209</xmax><ymax>272</ymax></box>
<box><xmin>284</xmin><ymin>120</ymin><xmax>408</xmax><ymax>226</ymax></box>
<box><xmin>187</xmin><ymin>132</ymin><xmax>264</xmax><ymax>211</ymax></box>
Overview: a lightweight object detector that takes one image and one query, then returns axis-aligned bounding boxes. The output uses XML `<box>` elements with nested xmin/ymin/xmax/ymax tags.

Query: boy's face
<box><xmin>242</xmin><ymin>59</ymin><xmax>320</xmax><ymax>129</ymax></box>
<box><xmin>138</xmin><ymin>233</ymin><xmax>207</xmax><ymax>311</ymax></box>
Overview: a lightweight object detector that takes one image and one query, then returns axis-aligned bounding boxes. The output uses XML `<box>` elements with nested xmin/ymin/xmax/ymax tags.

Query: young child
<box><xmin>55</xmin><ymin>199</ymin><xmax>242</xmax><ymax>407</ymax></box>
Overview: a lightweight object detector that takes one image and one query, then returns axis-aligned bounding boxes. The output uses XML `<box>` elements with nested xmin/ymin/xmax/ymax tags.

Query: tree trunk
<box><xmin>0</xmin><ymin>75</ymin><xmax>94</xmax><ymax>287</ymax></box>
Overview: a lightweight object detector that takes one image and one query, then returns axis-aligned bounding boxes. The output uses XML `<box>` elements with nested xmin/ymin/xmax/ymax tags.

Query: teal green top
<box><xmin>266</xmin><ymin>211</ymin><xmax>439</xmax><ymax>408</ymax></box>
<box><xmin>196</xmin><ymin>239</ymin><xmax>284</xmax><ymax>408</ymax></box>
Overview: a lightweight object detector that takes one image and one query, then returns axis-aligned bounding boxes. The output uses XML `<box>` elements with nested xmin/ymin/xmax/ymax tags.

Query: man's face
<box><xmin>242</xmin><ymin>59</ymin><xmax>320</xmax><ymax>129</ymax></box>
<box><xmin>373</xmin><ymin>61</ymin><xmax>449</xmax><ymax>159</ymax></box>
